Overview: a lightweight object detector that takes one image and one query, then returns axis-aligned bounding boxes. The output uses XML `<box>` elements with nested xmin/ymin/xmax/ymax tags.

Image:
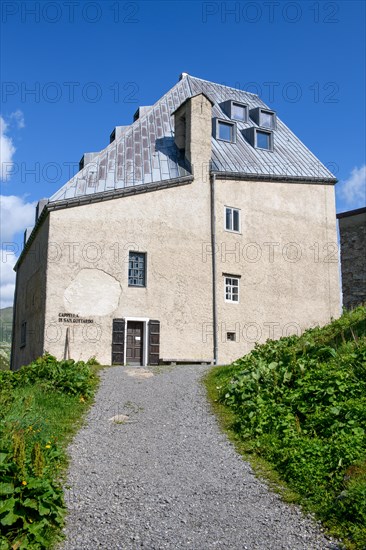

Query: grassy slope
<box><xmin>0</xmin><ymin>355</ymin><xmax>102</xmax><ymax>549</ymax></box>
<box><xmin>0</xmin><ymin>307</ymin><xmax>13</xmax><ymax>370</ymax></box>
<box><xmin>204</xmin><ymin>306</ymin><xmax>366</xmax><ymax>549</ymax></box>
<box><xmin>0</xmin><ymin>308</ymin><xmax>13</xmax><ymax>343</ymax></box>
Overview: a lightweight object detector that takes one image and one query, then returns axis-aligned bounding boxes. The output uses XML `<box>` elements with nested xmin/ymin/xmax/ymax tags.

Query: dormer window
<box><xmin>243</xmin><ymin>127</ymin><xmax>274</xmax><ymax>151</ymax></box>
<box><xmin>256</xmin><ymin>129</ymin><xmax>273</xmax><ymax>151</ymax></box>
<box><xmin>221</xmin><ymin>100</ymin><xmax>248</xmax><ymax>122</ymax></box>
<box><xmin>260</xmin><ymin>110</ymin><xmax>276</xmax><ymax>129</ymax></box>
<box><xmin>219</xmin><ymin>121</ymin><xmax>234</xmax><ymax>141</ymax></box>
<box><xmin>250</xmin><ymin>107</ymin><xmax>277</xmax><ymax>130</ymax></box>
<box><xmin>214</xmin><ymin>118</ymin><xmax>237</xmax><ymax>143</ymax></box>
<box><xmin>232</xmin><ymin>103</ymin><xmax>247</xmax><ymax>121</ymax></box>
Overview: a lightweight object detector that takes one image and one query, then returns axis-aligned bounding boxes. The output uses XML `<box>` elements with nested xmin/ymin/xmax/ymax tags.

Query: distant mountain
<box><xmin>0</xmin><ymin>307</ymin><xmax>13</xmax><ymax>343</ymax></box>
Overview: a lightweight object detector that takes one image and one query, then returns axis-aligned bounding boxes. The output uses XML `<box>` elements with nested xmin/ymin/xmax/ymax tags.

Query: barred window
<box><xmin>225</xmin><ymin>277</ymin><xmax>239</xmax><ymax>303</ymax></box>
<box><xmin>128</xmin><ymin>252</ymin><xmax>146</xmax><ymax>287</ymax></box>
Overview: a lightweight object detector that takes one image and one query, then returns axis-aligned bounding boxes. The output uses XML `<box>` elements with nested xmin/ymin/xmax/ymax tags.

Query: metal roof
<box><xmin>49</xmin><ymin>75</ymin><xmax>335</xmax><ymax>202</ymax></box>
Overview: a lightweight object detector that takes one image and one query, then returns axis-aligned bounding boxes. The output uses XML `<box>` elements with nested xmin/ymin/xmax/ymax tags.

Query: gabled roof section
<box><xmin>187</xmin><ymin>76</ymin><xmax>335</xmax><ymax>180</ymax></box>
<box><xmin>50</xmin><ymin>74</ymin><xmax>335</xmax><ymax>202</ymax></box>
<box><xmin>50</xmin><ymin>77</ymin><xmax>193</xmax><ymax>202</ymax></box>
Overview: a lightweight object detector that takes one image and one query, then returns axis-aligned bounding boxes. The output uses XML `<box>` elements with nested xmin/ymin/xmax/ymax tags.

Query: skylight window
<box><xmin>214</xmin><ymin>118</ymin><xmax>237</xmax><ymax>143</ymax></box>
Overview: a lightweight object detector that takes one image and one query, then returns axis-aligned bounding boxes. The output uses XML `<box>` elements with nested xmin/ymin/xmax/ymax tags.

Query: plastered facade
<box><xmin>12</xmin><ymin>92</ymin><xmax>341</xmax><ymax>369</ymax></box>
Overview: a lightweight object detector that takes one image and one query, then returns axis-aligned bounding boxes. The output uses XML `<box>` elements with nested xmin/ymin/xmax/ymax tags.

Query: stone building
<box><xmin>11</xmin><ymin>74</ymin><xmax>341</xmax><ymax>370</ymax></box>
<box><xmin>337</xmin><ymin>207</ymin><xmax>366</xmax><ymax>309</ymax></box>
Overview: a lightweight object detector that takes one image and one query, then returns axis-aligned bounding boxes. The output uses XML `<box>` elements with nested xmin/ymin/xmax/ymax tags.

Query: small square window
<box><xmin>249</xmin><ymin>107</ymin><xmax>277</xmax><ymax>130</ymax></box>
<box><xmin>256</xmin><ymin>130</ymin><xmax>271</xmax><ymax>150</ymax></box>
<box><xmin>225</xmin><ymin>277</ymin><xmax>239</xmax><ymax>303</ymax></box>
<box><xmin>128</xmin><ymin>252</ymin><xmax>146</xmax><ymax>287</ymax></box>
<box><xmin>225</xmin><ymin>207</ymin><xmax>240</xmax><ymax>232</ymax></box>
<box><xmin>221</xmin><ymin>100</ymin><xmax>248</xmax><ymax>123</ymax></box>
<box><xmin>260</xmin><ymin>110</ymin><xmax>275</xmax><ymax>129</ymax></box>
<box><xmin>231</xmin><ymin>102</ymin><xmax>248</xmax><ymax>122</ymax></box>
<box><xmin>255</xmin><ymin>129</ymin><xmax>273</xmax><ymax>151</ymax></box>
<box><xmin>218</xmin><ymin>121</ymin><xmax>234</xmax><ymax>142</ymax></box>
<box><xmin>227</xmin><ymin>332</ymin><xmax>236</xmax><ymax>342</ymax></box>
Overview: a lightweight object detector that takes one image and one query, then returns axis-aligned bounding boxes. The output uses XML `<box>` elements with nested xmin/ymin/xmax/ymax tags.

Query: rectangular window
<box><xmin>231</xmin><ymin>102</ymin><xmax>247</xmax><ymax>122</ymax></box>
<box><xmin>260</xmin><ymin>110</ymin><xmax>276</xmax><ymax>129</ymax></box>
<box><xmin>227</xmin><ymin>332</ymin><xmax>236</xmax><ymax>342</ymax></box>
<box><xmin>225</xmin><ymin>207</ymin><xmax>240</xmax><ymax>232</ymax></box>
<box><xmin>128</xmin><ymin>252</ymin><xmax>146</xmax><ymax>287</ymax></box>
<box><xmin>20</xmin><ymin>321</ymin><xmax>27</xmax><ymax>347</ymax></box>
<box><xmin>225</xmin><ymin>277</ymin><xmax>239</xmax><ymax>303</ymax></box>
<box><xmin>256</xmin><ymin>130</ymin><xmax>273</xmax><ymax>151</ymax></box>
<box><xmin>218</xmin><ymin>121</ymin><xmax>235</xmax><ymax>142</ymax></box>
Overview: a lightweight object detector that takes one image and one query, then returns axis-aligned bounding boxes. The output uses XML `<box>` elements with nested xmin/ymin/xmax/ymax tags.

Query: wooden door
<box><xmin>112</xmin><ymin>319</ymin><xmax>125</xmax><ymax>365</ymax></box>
<box><xmin>126</xmin><ymin>321</ymin><xmax>143</xmax><ymax>365</ymax></box>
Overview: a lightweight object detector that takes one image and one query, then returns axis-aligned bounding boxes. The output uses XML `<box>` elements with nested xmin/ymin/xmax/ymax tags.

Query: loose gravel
<box><xmin>61</xmin><ymin>365</ymin><xmax>340</xmax><ymax>549</ymax></box>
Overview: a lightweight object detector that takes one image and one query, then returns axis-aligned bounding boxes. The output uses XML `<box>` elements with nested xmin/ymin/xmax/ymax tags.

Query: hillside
<box><xmin>205</xmin><ymin>306</ymin><xmax>366</xmax><ymax>548</ymax></box>
<box><xmin>0</xmin><ymin>307</ymin><xmax>13</xmax><ymax>370</ymax></box>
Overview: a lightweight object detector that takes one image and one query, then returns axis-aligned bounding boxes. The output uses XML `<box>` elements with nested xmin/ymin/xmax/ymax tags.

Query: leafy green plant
<box><xmin>207</xmin><ymin>306</ymin><xmax>366</xmax><ymax>548</ymax></box>
<box><xmin>0</xmin><ymin>354</ymin><xmax>101</xmax><ymax>548</ymax></box>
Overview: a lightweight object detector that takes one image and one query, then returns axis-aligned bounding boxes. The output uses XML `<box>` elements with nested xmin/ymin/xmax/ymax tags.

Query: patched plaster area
<box><xmin>63</xmin><ymin>268</ymin><xmax>121</xmax><ymax>316</ymax></box>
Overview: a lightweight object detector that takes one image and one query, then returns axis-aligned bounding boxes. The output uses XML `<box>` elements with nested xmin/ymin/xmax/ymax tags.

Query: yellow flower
<box><xmin>80</xmin><ymin>396</ymin><xmax>85</xmax><ymax>403</ymax></box>
<box><xmin>45</xmin><ymin>444</ymin><xmax>51</xmax><ymax>449</ymax></box>
<box><xmin>22</xmin><ymin>481</ymin><xmax>27</xmax><ymax>486</ymax></box>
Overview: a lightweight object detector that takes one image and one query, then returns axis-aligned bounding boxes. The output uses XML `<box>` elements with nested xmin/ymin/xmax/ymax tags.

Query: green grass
<box><xmin>204</xmin><ymin>306</ymin><xmax>366</xmax><ymax>550</ymax></box>
<box><xmin>0</xmin><ymin>355</ymin><xmax>103</xmax><ymax>549</ymax></box>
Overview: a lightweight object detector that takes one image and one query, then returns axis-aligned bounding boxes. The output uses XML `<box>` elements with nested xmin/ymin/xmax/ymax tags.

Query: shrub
<box><xmin>216</xmin><ymin>306</ymin><xmax>366</xmax><ymax>548</ymax></box>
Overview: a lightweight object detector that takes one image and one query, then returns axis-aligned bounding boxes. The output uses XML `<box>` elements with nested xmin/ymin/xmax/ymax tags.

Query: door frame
<box><xmin>124</xmin><ymin>317</ymin><xmax>149</xmax><ymax>366</ymax></box>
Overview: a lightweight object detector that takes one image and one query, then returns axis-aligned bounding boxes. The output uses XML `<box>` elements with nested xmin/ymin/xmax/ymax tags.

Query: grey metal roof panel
<box><xmin>49</xmin><ymin>75</ymin><xmax>335</xmax><ymax>202</ymax></box>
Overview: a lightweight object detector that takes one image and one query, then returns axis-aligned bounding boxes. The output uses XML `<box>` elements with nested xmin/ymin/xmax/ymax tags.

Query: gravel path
<box><xmin>61</xmin><ymin>365</ymin><xmax>339</xmax><ymax>549</ymax></box>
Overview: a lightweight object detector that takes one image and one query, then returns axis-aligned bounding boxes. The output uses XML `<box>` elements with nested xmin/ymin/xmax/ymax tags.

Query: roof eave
<box><xmin>210</xmin><ymin>170</ymin><xmax>338</xmax><ymax>185</ymax></box>
<box><xmin>14</xmin><ymin>174</ymin><xmax>194</xmax><ymax>271</ymax></box>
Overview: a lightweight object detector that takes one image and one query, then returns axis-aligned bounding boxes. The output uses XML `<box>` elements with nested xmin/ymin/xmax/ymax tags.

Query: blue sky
<box><xmin>1</xmin><ymin>0</ymin><xmax>365</xmax><ymax>307</ymax></box>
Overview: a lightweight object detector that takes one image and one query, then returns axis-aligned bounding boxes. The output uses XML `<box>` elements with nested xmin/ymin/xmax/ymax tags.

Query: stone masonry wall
<box><xmin>338</xmin><ymin>209</ymin><xmax>366</xmax><ymax>310</ymax></box>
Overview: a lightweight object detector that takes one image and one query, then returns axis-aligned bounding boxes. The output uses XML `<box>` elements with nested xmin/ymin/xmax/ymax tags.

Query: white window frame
<box><xmin>225</xmin><ymin>276</ymin><xmax>240</xmax><ymax>303</ymax></box>
<box><xmin>225</xmin><ymin>206</ymin><xmax>241</xmax><ymax>233</ymax></box>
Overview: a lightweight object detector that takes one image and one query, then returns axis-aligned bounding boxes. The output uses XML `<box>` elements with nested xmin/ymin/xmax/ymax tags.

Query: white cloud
<box><xmin>0</xmin><ymin>116</ymin><xmax>16</xmax><ymax>181</ymax></box>
<box><xmin>0</xmin><ymin>250</ymin><xmax>17</xmax><ymax>309</ymax></box>
<box><xmin>338</xmin><ymin>165</ymin><xmax>366</xmax><ymax>208</ymax></box>
<box><xmin>0</xmin><ymin>110</ymin><xmax>25</xmax><ymax>180</ymax></box>
<box><xmin>10</xmin><ymin>109</ymin><xmax>25</xmax><ymax>129</ymax></box>
<box><xmin>0</xmin><ymin>195</ymin><xmax>36</xmax><ymax>242</ymax></box>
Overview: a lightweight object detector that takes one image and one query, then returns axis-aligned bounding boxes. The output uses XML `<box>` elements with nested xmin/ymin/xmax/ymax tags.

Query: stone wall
<box><xmin>338</xmin><ymin>208</ymin><xmax>366</xmax><ymax>310</ymax></box>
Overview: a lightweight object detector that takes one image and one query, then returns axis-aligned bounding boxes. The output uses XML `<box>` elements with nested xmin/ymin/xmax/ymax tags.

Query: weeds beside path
<box><xmin>0</xmin><ymin>355</ymin><xmax>101</xmax><ymax>549</ymax></box>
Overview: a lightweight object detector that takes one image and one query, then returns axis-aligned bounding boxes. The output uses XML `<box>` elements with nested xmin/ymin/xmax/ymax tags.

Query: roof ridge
<box><xmin>187</xmin><ymin>74</ymin><xmax>260</xmax><ymax>98</ymax></box>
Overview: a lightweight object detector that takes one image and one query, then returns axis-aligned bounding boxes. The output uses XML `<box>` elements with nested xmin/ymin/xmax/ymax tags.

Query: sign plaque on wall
<box><xmin>58</xmin><ymin>313</ymin><xmax>94</xmax><ymax>324</ymax></box>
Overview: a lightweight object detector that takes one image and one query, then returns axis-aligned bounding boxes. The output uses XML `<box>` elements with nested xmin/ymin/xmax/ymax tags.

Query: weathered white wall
<box><xmin>214</xmin><ymin>178</ymin><xmax>341</xmax><ymax>364</ymax></box>
<box><xmin>43</xmin><ymin>177</ymin><xmax>213</xmax><ymax>365</ymax></box>
<box><xmin>12</xmin><ymin>91</ymin><xmax>341</xmax><ymax>369</ymax></box>
<box><xmin>12</xmin><ymin>217</ymin><xmax>49</xmax><ymax>369</ymax></box>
